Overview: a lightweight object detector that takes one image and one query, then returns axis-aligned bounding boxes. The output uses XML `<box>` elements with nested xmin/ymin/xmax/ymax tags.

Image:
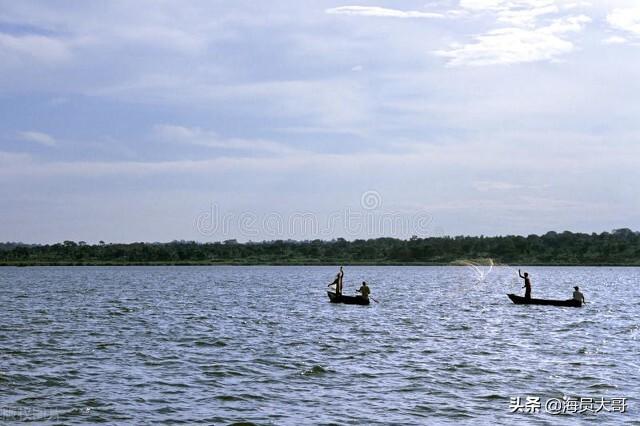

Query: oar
<box><xmin>366</xmin><ymin>282</ymin><xmax>381</xmax><ymax>303</ymax></box>
<box><xmin>356</xmin><ymin>288</ymin><xmax>379</xmax><ymax>303</ymax></box>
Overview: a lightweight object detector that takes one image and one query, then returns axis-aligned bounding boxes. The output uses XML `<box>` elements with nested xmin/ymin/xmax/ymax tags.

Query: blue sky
<box><xmin>1</xmin><ymin>0</ymin><xmax>639</xmax><ymax>243</ymax></box>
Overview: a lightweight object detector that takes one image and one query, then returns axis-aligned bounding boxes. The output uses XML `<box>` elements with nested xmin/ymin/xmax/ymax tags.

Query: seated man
<box><xmin>356</xmin><ymin>281</ymin><xmax>371</xmax><ymax>300</ymax></box>
<box><xmin>572</xmin><ymin>286</ymin><xmax>585</xmax><ymax>304</ymax></box>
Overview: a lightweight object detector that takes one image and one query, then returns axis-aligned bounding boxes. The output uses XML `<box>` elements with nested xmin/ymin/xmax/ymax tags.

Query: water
<box><xmin>0</xmin><ymin>266</ymin><xmax>638</xmax><ymax>425</ymax></box>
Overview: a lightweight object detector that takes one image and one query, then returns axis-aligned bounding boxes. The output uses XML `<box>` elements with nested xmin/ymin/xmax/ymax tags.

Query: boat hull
<box><xmin>507</xmin><ymin>293</ymin><xmax>582</xmax><ymax>307</ymax></box>
<box><xmin>327</xmin><ymin>291</ymin><xmax>370</xmax><ymax>305</ymax></box>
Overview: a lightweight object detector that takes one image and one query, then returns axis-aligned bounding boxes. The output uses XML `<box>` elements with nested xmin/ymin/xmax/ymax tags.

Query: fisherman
<box><xmin>572</xmin><ymin>286</ymin><xmax>585</xmax><ymax>304</ymax></box>
<box><xmin>356</xmin><ymin>281</ymin><xmax>371</xmax><ymax>301</ymax></box>
<box><xmin>328</xmin><ymin>266</ymin><xmax>344</xmax><ymax>295</ymax></box>
<box><xmin>519</xmin><ymin>269</ymin><xmax>532</xmax><ymax>299</ymax></box>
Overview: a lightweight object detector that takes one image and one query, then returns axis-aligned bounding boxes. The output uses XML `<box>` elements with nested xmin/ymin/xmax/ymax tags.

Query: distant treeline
<box><xmin>2</xmin><ymin>229</ymin><xmax>640</xmax><ymax>266</ymax></box>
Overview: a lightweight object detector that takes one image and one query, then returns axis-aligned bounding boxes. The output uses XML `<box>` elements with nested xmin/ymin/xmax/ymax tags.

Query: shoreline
<box><xmin>2</xmin><ymin>262</ymin><xmax>639</xmax><ymax>267</ymax></box>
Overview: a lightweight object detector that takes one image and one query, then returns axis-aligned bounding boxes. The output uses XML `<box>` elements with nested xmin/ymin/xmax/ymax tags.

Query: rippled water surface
<box><xmin>1</xmin><ymin>266</ymin><xmax>639</xmax><ymax>425</ymax></box>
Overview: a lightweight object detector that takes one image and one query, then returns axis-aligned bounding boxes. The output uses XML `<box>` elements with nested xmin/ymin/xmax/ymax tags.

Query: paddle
<box><xmin>366</xmin><ymin>283</ymin><xmax>380</xmax><ymax>303</ymax></box>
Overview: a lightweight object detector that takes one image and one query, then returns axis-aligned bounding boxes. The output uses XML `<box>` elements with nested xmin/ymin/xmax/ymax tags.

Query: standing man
<box><xmin>328</xmin><ymin>266</ymin><xmax>344</xmax><ymax>295</ymax></box>
<box><xmin>519</xmin><ymin>269</ymin><xmax>532</xmax><ymax>299</ymax></box>
<box><xmin>573</xmin><ymin>286</ymin><xmax>585</xmax><ymax>304</ymax></box>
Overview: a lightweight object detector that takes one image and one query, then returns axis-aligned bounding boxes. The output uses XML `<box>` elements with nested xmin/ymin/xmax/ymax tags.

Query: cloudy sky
<box><xmin>1</xmin><ymin>0</ymin><xmax>639</xmax><ymax>243</ymax></box>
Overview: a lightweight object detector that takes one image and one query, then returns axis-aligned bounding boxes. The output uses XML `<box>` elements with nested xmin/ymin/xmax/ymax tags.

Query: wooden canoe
<box><xmin>507</xmin><ymin>293</ymin><xmax>582</xmax><ymax>308</ymax></box>
<box><xmin>327</xmin><ymin>291</ymin><xmax>370</xmax><ymax>305</ymax></box>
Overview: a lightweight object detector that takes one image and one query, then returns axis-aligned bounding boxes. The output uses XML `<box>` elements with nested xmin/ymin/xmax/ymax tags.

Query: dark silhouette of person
<box><xmin>328</xmin><ymin>266</ymin><xmax>344</xmax><ymax>295</ymax></box>
<box><xmin>573</xmin><ymin>286</ymin><xmax>585</xmax><ymax>304</ymax></box>
<box><xmin>519</xmin><ymin>269</ymin><xmax>531</xmax><ymax>299</ymax></box>
<box><xmin>356</xmin><ymin>281</ymin><xmax>370</xmax><ymax>301</ymax></box>
<box><xmin>328</xmin><ymin>274</ymin><xmax>339</xmax><ymax>293</ymax></box>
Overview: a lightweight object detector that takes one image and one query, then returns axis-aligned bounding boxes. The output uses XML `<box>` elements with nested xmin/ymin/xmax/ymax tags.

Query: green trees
<box><xmin>1</xmin><ymin>229</ymin><xmax>639</xmax><ymax>265</ymax></box>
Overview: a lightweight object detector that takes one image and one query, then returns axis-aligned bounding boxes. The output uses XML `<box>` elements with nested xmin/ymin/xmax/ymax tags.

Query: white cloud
<box><xmin>431</xmin><ymin>1</ymin><xmax>594</xmax><ymax>66</ymax></box>
<box><xmin>460</xmin><ymin>0</ymin><xmax>562</xmax><ymax>26</ymax></box>
<box><xmin>459</xmin><ymin>0</ymin><xmax>505</xmax><ymax>9</ymax></box>
<box><xmin>153</xmin><ymin>124</ymin><xmax>294</xmax><ymax>154</ymax></box>
<box><xmin>18</xmin><ymin>131</ymin><xmax>57</xmax><ymax>146</ymax></box>
<box><xmin>325</xmin><ymin>6</ymin><xmax>444</xmax><ymax>19</ymax></box>
<box><xmin>0</xmin><ymin>1</ymin><xmax>638</xmax><ymax>240</ymax></box>
<box><xmin>545</xmin><ymin>14</ymin><xmax>591</xmax><ymax>33</ymax></box>
<box><xmin>602</xmin><ymin>35</ymin><xmax>627</xmax><ymax>45</ymax></box>
<box><xmin>111</xmin><ymin>26</ymin><xmax>207</xmax><ymax>54</ymax></box>
<box><xmin>497</xmin><ymin>4</ymin><xmax>559</xmax><ymax>27</ymax></box>
<box><xmin>607</xmin><ymin>7</ymin><xmax>640</xmax><ymax>37</ymax></box>
<box><xmin>0</xmin><ymin>33</ymin><xmax>71</xmax><ymax>66</ymax></box>
<box><xmin>436</xmin><ymin>15</ymin><xmax>590</xmax><ymax>66</ymax></box>
<box><xmin>473</xmin><ymin>180</ymin><xmax>523</xmax><ymax>191</ymax></box>
<box><xmin>3</xmin><ymin>129</ymin><xmax>638</xmax><ymax>180</ymax></box>
<box><xmin>93</xmin><ymin>77</ymin><xmax>370</xmax><ymax>133</ymax></box>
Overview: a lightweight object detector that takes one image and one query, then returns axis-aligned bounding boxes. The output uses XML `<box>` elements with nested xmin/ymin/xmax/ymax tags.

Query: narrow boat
<box><xmin>327</xmin><ymin>291</ymin><xmax>370</xmax><ymax>305</ymax></box>
<box><xmin>507</xmin><ymin>293</ymin><xmax>582</xmax><ymax>308</ymax></box>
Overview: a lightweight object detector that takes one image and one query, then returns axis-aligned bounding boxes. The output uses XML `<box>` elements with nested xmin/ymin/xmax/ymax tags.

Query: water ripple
<box><xmin>0</xmin><ymin>266</ymin><xmax>638</xmax><ymax>424</ymax></box>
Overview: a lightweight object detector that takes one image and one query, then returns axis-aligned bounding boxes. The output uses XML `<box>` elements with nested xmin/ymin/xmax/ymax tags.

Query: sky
<box><xmin>1</xmin><ymin>0</ymin><xmax>639</xmax><ymax>243</ymax></box>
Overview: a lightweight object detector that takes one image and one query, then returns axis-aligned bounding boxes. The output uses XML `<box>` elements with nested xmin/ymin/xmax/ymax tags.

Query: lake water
<box><xmin>1</xmin><ymin>266</ymin><xmax>639</xmax><ymax>425</ymax></box>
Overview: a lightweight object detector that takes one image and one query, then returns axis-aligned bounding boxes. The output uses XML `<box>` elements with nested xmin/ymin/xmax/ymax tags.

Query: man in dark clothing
<box><xmin>519</xmin><ymin>269</ymin><xmax>532</xmax><ymax>299</ymax></box>
<box><xmin>328</xmin><ymin>266</ymin><xmax>344</xmax><ymax>295</ymax></box>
